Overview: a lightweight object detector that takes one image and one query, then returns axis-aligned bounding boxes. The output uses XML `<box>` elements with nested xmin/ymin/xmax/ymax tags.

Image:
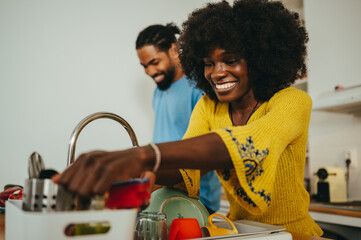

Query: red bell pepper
<box><xmin>9</xmin><ymin>189</ymin><xmax>23</xmax><ymax>200</ymax></box>
<box><xmin>0</xmin><ymin>186</ymin><xmax>22</xmax><ymax>207</ymax></box>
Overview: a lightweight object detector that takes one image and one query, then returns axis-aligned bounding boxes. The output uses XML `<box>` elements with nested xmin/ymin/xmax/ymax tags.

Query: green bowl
<box><xmin>143</xmin><ymin>188</ymin><xmax>210</xmax><ymax>230</ymax></box>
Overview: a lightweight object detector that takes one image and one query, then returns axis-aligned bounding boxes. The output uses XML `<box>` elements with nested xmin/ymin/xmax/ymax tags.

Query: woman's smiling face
<box><xmin>203</xmin><ymin>48</ymin><xmax>251</xmax><ymax>103</ymax></box>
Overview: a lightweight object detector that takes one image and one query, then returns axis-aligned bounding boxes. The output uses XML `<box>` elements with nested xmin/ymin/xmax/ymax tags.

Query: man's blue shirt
<box><xmin>152</xmin><ymin>76</ymin><xmax>221</xmax><ymax>213</ymax></box>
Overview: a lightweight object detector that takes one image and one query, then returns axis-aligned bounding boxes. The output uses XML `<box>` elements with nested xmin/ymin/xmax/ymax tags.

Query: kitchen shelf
<box><xmin>312</xmin><ymin>84</ymin><xmax>361</xmax><ymax>114</ymax></box>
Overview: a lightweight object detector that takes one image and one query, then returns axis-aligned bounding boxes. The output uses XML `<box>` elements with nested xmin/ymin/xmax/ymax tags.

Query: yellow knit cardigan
<box><xmin>177</xmin><ymin>87</ymin><xmax>323</xmax><ymax>236</ymax></box>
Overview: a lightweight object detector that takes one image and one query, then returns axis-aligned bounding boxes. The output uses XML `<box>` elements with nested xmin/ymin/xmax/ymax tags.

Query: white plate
<box><xmin>195</xmin><ymin>219</ymin><xmax>286</xmax><ymax>239</ymax></box>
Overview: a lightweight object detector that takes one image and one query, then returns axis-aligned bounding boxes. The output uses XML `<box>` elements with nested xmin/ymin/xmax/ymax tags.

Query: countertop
<box><xmin>0</xmin><ymin>214</ymin><xmax>4</xmax><ymax>240</ymax></box>
<box><xmin>309</xmin><ymin>202</ymin><xmax>361</xmax><ymax>218</ymax></box>
<box><xmin>309</xmin><ymin>201</ymin><xmax>361</xmax><ymax>229</ymax></box>
<box><xmin>0</xmin><ymin>213</ymin><xmax>331</xmax><ymax>240</ymax></box>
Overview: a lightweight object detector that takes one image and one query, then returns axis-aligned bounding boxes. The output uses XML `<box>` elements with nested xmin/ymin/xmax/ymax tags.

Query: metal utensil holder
<box><xmin>23</xmin><ymin>178</ymin><xmax>59</xmax><ymax>211</ymax></box>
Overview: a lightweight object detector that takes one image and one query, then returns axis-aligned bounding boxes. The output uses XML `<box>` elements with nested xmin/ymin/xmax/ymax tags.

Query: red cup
<box><xmin>168</xmin><ymin>218</ymin><xmax>202</xmax><ymax>240</ymax></box>
<box><xmin>105</xmin><ymin>178</ymin><xmax>150</xmax><ymax>209</ymax></box>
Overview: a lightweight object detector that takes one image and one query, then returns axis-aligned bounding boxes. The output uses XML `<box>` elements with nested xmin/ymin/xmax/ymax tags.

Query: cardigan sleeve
<box><xmin>213</xmin><ymin>88</ymin><xmax>312</xmax><ymax>215</ymax></box>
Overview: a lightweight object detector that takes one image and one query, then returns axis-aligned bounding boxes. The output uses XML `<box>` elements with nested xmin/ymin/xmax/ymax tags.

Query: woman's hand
<box><xmin>140</xmin><ymin>171</ymin><xmax>160</xmax><ymax>193</ymax></box>
<box><xmin>57</xmin><ymin>147</ymin><xmax>149</xmax><ymax>197</ymax></box>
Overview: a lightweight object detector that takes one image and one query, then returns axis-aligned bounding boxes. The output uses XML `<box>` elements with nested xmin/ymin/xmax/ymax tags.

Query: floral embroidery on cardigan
<box><xmin>225</xmin><ymin>128</ymin><xmax>271</xmax><ymax>207</ymax></box>
<box><xmin>236</xmin><ymin>187</ymin><xmax>257</xmax><ymax>207</ymax></box>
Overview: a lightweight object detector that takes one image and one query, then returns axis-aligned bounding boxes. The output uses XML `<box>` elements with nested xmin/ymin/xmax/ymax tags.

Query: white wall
<box><xmin>0</xmin><ymin>0</ymin><xmax>216</xmax><ymax>187</ymax></box>
<box><xmin>304</xmin><ymin>0</ymin><xmax>361</xmax><ymax>200</ymax></box>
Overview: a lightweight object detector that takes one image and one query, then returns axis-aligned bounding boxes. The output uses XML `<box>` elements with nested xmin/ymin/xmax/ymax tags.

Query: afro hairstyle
<box><xmin>178</xmin><ymin>0</ymin><xmax>308</xmax><ymax>102</ymax></box>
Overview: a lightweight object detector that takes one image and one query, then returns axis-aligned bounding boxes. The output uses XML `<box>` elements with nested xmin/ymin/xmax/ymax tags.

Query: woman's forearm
<box><xmin>57</xmin><ymin>132</ymin><xmax>232</xmax><ymax>197</ymax></box>
<box><xmin>152</xmin><ymin>133</ymin><xmax>232</xmax><ymax>187</ymax></box>
<box><xmin>155</xmin><ymin>169</ymin><xmax>183</xmax><ymax>186</ymax></box>
<box><xmin>150</xmin><ymin>132</ymin><xmax>233</xmax><ymax>171</ymax></box>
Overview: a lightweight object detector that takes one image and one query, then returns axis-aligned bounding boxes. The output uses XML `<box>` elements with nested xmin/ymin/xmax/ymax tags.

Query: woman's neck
<box><xmin>229</xmin><ymin>93</ymin><xmax>260</xmax><ymax>126</ymax></box>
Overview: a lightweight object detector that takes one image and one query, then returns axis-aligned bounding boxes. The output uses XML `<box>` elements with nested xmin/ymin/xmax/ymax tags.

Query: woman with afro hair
<box><xmin>57</xmin><ymin>0</ymin><xmax>323</xmax><ymax>236</ymax></box>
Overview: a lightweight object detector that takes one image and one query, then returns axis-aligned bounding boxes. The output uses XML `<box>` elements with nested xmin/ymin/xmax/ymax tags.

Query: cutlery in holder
<box><xmin>22</xmin><ymin>178</ymin><xmax>73</xmax><ymax>212</ymax></box>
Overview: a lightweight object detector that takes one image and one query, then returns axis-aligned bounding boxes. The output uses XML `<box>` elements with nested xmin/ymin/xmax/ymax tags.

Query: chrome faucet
<box><xmin>67</xmin><ymin>112</ymin><xmax>139</xmax><ymax>166</ymax></box>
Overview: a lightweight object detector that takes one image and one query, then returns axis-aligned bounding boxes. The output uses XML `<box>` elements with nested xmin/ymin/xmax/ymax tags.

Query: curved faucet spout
<box><xmin>67</xmin><ymin>112</ymin><xmax>139</xmax><ymax>166</ymax></box>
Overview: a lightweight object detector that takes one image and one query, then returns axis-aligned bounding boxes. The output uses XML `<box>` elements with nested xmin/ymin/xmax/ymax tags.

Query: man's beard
<box><xmin>155</xmin><ymin>66</ymin><xmax>176</xmax><ymax>91</ymax></box>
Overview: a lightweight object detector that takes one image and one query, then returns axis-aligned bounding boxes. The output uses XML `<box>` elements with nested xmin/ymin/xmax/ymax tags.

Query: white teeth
<box><xmin>154</xmin><ymin>75</ymin><xmax>164</xmax><ymax>82</ymax></box>
<box><xmin>215</xmin><ymin>82</ymin><xmax>236</xmax><ymax>90</ymax></box>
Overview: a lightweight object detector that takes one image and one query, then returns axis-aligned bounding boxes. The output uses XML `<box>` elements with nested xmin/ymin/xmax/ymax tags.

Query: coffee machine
<box><xmin>315</xmin><ymin>166</ymin><xmax>347</xmax><ymax>203</ymax></box>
